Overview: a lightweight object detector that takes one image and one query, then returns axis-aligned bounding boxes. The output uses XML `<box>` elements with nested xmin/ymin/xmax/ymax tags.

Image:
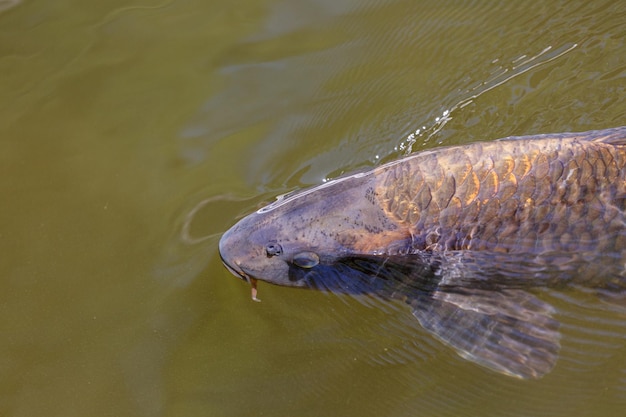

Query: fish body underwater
<box><xmin>219</xmin><ymin>127</ymin><xmax>626</xmax><ymax>379</ymax></box>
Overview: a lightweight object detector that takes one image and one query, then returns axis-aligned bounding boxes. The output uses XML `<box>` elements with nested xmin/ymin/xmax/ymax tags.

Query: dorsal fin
<box><xmin>495</xmin><ymin>127</ymin><xmax>626</xmax><ymax>144</ymax></box>
<box><xmin>590</xmin><ymin>126</ymin><xmax>626</xmax><ymax>145</ymax></box>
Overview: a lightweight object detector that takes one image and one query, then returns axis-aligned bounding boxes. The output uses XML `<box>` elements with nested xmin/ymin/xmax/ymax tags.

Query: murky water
<box><xmin>1</xmin><ymin>0</ymin><xmax>625</xmax><ymax>416</ymax></box>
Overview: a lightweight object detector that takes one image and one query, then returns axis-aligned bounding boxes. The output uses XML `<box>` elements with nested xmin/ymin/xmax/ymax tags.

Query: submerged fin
<box><xmin>296</xmin><ymin>252</ymin><xmax>621</xmax><ymax>379</ymax></box>
<box><xmin>596</xmin><ymin>287</ymin><xmax>626</xmax><ymax>314</ymax></box>
<box><xmin>410</xmin><ymin>288</ymin><xmax>561</xmax><ymax>379</ymax></box>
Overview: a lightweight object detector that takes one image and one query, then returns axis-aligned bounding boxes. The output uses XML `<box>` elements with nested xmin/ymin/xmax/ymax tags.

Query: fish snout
<box><xmin>218</xmin><ymin>226</ymin><xmax>248</xmax><ymax>281</ymax></box>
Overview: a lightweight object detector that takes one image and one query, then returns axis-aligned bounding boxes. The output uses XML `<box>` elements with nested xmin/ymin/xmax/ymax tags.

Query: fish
<box><xmin>219</xmin><ymin>126</ymin><xmax>626</xmax><ymax>379</ymax></box>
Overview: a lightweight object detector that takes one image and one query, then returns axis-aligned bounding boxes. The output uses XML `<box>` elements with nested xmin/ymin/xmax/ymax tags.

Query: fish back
<box><xmin>375</xmin><ymin>128</ymin><xmax>626</xmax><ymax>255</ymax></box>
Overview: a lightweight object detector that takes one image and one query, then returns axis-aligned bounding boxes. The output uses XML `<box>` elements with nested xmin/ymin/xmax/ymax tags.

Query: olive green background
<box><xmin>1</xmin><ymin>1</ymin><xmax>625</xmax><ymax>416</ymax></box>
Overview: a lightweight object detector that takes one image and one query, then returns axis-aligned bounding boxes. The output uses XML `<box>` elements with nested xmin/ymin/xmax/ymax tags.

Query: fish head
<box><xmin>219</xmin><ymin>170</ymin><xmax>402</xmax><ymax>291</ymax></box>
<box><xmin>218</xmin><ymin>204</ymin><xmax>319</xmax><ymax>289</ymax></box>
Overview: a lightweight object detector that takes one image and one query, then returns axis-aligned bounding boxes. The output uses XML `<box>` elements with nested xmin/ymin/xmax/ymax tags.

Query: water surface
<box><xmin>1</xmin><ymin>1</ymin><xmax>625</xmax><ymax>416</ymax></box>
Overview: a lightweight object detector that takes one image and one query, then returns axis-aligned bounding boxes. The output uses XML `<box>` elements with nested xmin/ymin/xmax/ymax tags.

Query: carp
<box><xmin>219</xmin><ymin>127</ymin><xmax>626</xmax><ymax>379</ymax></box>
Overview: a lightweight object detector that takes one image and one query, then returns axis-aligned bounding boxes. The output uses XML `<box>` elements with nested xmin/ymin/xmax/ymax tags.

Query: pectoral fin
<box><xmin>410</xmin><ymin>288</ymin><xmax>561</xmax><ymax>379</ymax></box>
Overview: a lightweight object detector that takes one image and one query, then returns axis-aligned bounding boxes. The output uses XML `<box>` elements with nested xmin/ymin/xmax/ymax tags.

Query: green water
<box><xmin>1</xmin><ymin>1</ymin><xmax>625</xmax><ymax>416</ymax></box>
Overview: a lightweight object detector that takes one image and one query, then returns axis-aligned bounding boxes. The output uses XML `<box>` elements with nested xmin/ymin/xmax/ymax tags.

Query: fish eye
<box><xmin>292</xmin><ymin>251</ymin><xmax>320</xmax><ymax>269</ymax></box>
<box><xmin>265</xmin><ymin>242</ymin><xmax>283</xmax><ymax>257</ymax></box>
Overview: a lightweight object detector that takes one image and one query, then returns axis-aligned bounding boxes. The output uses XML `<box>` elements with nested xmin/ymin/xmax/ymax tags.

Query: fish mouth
<box><xmin>219</xmin><ymin>254</ymin><xmax>261</xmax><ymax>302</ymax></box>
<box><xmin>220</xmin><ymin>254</ymin><xmax>247</xmax><ymax>281</ymax></box>
<box><xmin>217</xmin><ymin>237</ymin><xmax>249</xmax><ymax>280</ymax></box>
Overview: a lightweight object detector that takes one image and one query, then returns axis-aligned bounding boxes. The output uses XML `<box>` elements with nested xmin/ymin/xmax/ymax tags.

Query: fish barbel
<box><xmin>219</xmin><ymin>127</ymin><xmax>626</xmax><ymax>379</ymax></box>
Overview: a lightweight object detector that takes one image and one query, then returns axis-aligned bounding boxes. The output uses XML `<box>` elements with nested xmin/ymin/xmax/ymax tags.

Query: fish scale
<box><xmin>376</xmin><ymin>135</ymin><xmax>626</xmax><ymax>255</ymax></box>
